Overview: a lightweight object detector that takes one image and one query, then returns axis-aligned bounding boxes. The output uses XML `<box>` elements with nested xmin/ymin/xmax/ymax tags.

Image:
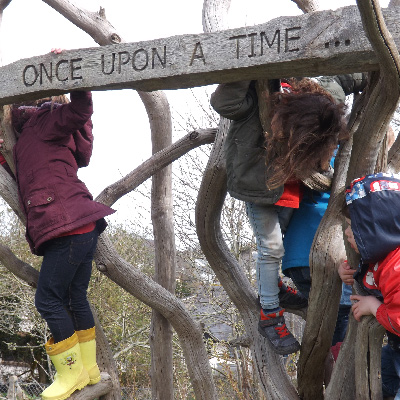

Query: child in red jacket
<box><xmin>339</xmin><ymin>172</ymin><xmax>400</xmax><ymax>399</ymax></box>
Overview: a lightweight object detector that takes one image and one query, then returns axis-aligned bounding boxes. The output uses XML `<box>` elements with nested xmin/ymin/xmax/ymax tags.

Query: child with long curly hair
<box><xmin>211</xmin><ymin>74</ymin><xmax>366</xmax><ymax>355</ymax></box>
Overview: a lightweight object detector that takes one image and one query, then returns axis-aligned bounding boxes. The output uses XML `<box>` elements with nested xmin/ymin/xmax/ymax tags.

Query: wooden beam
<box><xmin>0</xmin><ymin>5</ymin><xmax>398</xmax><ymax>104</ymax></box>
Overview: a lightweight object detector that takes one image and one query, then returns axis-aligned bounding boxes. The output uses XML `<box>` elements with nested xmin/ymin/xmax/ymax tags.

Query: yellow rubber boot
<box><xmin>41</xmin><ymin>333</ymin><xmax>89</xmax><ymax>400</ymax></box>
<box><xmin>76</xmin><ymin>327</ymin><xmax>101</xmax><ymax>385</ymax></box>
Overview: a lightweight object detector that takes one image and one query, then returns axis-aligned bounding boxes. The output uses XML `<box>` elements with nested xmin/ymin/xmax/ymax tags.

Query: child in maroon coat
<box><xmin>12</xmin><ymin>89</ymin><xmax>114</xmax><ymax>400</ymax></box>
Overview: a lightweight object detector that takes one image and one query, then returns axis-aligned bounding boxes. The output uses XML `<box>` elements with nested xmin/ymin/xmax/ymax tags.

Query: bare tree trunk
<box><xmin>140</xmin><ymin>90</ymin><xmax>176</xmax><ymax>400</ymax></box>
<box><xmin>296</xmin><ymin>67</ymin><xmax>363</xmax><ymax>400</ymax></box>
<box><xmin>344</xmin><ymin>1</ymin><xmax>400</xmax><ymax>399</ymax></box>
<box><xmin>324</xmin><ymin>314</ymin><xmax>357</xmax><ymax>400</ymax></box>
<box><xmin>96</xmin><ymin>129</ymin><xmax>215</xmax><ymax>207</ymax></box>
<box><xmin>354</xmin><ymin>317</ymin><xmax>385</xmax><ymax>400</ymax></box>
<box><xmin>0</xmin><ymin>105</ymin><xmax>16</xmax><ymax>174</ymax></box>
<box><xmin>0</xmin><ymin>0</ymin><xmax>12</xmax><ymax>66</ymax></box>
<box><xmin>297</xmin><ymin>193</ymin><xmax>345</xmax><ymax>400</ymax></box>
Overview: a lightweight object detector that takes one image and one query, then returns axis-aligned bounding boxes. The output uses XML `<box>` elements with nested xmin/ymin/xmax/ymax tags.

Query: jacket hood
<box><xmin>345</xmin><ymin>172</ymin><xmax>400</xmax><ymax>264</ymax></box>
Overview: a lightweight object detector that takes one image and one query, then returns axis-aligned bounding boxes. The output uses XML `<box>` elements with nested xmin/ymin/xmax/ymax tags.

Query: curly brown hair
<box><xmin>265</xmin><ymin>78</ymin><xmax>348</xmax><ymax>189</ymax></box>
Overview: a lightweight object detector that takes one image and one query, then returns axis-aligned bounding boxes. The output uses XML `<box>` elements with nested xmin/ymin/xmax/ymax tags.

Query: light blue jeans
<box><xmin>246</xmin><ymin>202</ymin><xmax>294</xmax><ymax>310</ymax></box>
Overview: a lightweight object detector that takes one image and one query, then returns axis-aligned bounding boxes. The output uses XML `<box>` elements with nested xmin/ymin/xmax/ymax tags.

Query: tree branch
<box><xmin>69</xmin><ymin>373</ymin><xmax>113</xmax><ymax>400</ymax></box>
<box><xmin>0</xmin><ymin>242</ymin><xmax>38</xmax><ymax>287</ymax></box>
<box><xmin>291</xmin><ymin>0</ymin><xmax>318</xmax><ymax>13</ymax></box>
<box><xmin>41</xmin><ymin>0</ymin><xmax>121</xmax><ymax>45</ymax></box>
<box><xmin>95</xmin><ymin>129</ymin><xmax>216</xmax><ymax>207</ymax></box>
<box><xmin>95</xmin><ymin>233</ymin><xmax>218</xmax><ymax>400</ymax></box>
<box><xmin>141</xmin><ymin>89</ymin><xmax>176</xmax><ymax>399</ymax></box>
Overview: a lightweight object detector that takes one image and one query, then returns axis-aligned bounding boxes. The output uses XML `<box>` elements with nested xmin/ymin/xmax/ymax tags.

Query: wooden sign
<box><xmin>0</xmin><ymin>5</ymin><xmax>397</xmax><ymax>105</ymax></box>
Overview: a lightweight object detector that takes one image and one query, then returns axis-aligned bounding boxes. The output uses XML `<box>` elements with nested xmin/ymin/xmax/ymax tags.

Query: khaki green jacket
<box><xmin>210</xmin><ymin>74</ymin><xmax>367</xmax><ymax>205</ymax></box>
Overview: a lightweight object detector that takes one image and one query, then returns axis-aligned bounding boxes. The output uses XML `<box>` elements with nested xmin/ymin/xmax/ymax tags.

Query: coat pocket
<box><xmin>26</xmin><ymin>190</ymin><xmax>55</xmax><ymax>208</ymax></box>
<box><xmin>25</xmin><ymin>189</ymin><xmax>65</xmax><ymax>231</ymax></box>
<box><xmin>232</xmin><ymin>144</ymin><xmax>268</xmax><ymax>193</ymax></box>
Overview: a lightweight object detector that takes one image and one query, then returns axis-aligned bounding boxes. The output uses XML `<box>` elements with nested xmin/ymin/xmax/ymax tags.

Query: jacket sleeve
<box><xmin>38</xmin><ymin>91</ymin><xmax>93</xmax><ymax>142</ymax></box>
<box><xmin>334</xmin><ymin>73</ymin><xmax>368</xmax><ymax>95</ymax></box>
<box><xmin>72</xmin><ymin>122</ymin><xmax>93</xmax><ymax>168</ymax></box>
<box><xmin>210</xmin><ymin>81</ymin><xmax>256</xmax><ymax>121</ymax></box>
<box><xmin>376</xmin><ymin>301</ymin><xmax>400</xmax><ymax>336</ymax></box>
<box><xmin>314</xmin><ymin>73</ymin><xmax>368</xmax><ymax>104</ymax></box>
<box><xmin>375</xmin><ymin>254</ymin><xmax>400</xmax><ymax>336</ymax></box>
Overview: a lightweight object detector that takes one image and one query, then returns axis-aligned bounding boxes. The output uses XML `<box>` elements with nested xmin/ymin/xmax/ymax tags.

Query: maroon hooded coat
<box><xmin>13</xmin><ymin>91</ymin><xmax>115</xmax><ymax>255</ymax></box>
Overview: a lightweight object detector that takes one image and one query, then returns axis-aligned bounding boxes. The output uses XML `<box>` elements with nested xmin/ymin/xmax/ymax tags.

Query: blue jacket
<box><xmin>282</xmin><ymin>188</ymin><xmax>329</xmax><ymax>271</ymax></box>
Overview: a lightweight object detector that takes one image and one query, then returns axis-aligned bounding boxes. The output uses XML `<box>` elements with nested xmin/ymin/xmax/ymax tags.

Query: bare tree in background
<box><xmin>0</xmin><ymin>1</ymin><xmax>399</xmax><ymax>400</ymax></box>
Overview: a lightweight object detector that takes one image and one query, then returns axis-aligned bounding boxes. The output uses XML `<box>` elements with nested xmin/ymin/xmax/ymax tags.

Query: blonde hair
<box><xmin>13</xmin><ymin>94</ymin><xmax>69</xmax><ymax>109</ymax></box>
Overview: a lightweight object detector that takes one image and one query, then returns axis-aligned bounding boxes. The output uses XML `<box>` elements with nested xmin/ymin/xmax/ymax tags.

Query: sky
<box><xmin>0</xmin><ymin>0</ymin><xmax>390</xmax><ymax>232</ymax></box>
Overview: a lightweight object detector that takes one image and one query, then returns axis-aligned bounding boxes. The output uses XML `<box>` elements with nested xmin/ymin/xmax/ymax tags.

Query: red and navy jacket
<box><xmin>346</xmin><ymin>173</ymin><xmax>400</xmax><ymax>339</ymax></box>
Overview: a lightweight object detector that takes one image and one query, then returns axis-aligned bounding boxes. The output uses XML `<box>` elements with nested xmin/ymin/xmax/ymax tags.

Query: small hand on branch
<box><xmin>338</xmin><ymin>260</ymin><xmax>357</xmax><ymax>286</ymax></box>
<box><xmin>350</xmin><ymin>295</ymin><xmax>382</xmax><ymax>321</ymax></box>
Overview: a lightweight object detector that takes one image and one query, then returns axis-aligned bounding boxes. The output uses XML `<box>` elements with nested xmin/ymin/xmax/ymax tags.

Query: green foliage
<box><xmin>0</xmin><ymin>195</ymin><xmax>264</xmax><ymax>396</ymax></box>
<box><xmin>89</xmin><ymin>223</ymin><xmax>154</xmax><ymax>387</ymax></box>
<box><xmin>107</xmin><ymin>223</ymin><xmax>155</xmax><ymax>275</ymax></box>
<box><xmin>0</xmin><ymin>205</ymin><xmax>47</xmax><ymax>382</ymax></box>
<box><xmin>175</xmin><ymin>279</ymin><xmax>192</xmax><ymax>298</ymax></box>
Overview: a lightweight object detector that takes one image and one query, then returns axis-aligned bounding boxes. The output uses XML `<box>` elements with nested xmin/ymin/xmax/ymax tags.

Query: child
<box><xmin>282</xmin><ymin>182</ymin><xmax>353</xmax><ymax>346</ymax></box>
<box><xmin>12</xmin><ymin>90</ymin><xmax>115</xmax><ymax>400</ymax></box>
<box><xmin>210</xmin><ymin>75</ymin><xmax>365</xmax><ymax>355</ymax></box>
<box><xmin>339</xmin><ymin>172</ymin><xmax>400</xmax><ymax>399</ymax></box>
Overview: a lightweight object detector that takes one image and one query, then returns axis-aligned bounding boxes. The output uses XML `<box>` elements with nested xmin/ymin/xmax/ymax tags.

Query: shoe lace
<box><xmin>286</xmin><ymin>286</ymin><xmax>297</xmax><ymax>295</ymax></box>
<box><xmin>275</xmin><ymin>324</ymin><xmax>290</xmax><ymax>338</ymax></box>
<box><xmin>278</xmin><ymin>279</ymin><xmax>298</xmax><ymax>295</ymax></box>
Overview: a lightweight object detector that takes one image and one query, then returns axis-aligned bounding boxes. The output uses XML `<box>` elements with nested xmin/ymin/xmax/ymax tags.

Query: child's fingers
<box><xmin>352</xmin><ymin>303</ymin><xmax>361</xmax><ymax>321</ymax></box>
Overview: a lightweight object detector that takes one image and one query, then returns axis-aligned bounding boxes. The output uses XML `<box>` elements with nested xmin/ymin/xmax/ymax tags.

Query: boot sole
<box><xmin>87</xmin><ymin>365</ymin><xmax>101</xmax><ymax>385</ymax></box>
<box><xmin>88</xmin><ymin>375</ymin><xmax>101</xmax><ymax>385</ymax></box>
<box><xmin>41</xmin><ymin>371</ymin><xmax>90</xmax><ymax>400</ymax></box>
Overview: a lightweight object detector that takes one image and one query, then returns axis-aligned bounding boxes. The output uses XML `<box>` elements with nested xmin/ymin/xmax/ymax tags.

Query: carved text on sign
<box><xmin>23</xmin><ymin>58</ymin><xmax>83</xmax><ymax>87</ymax></box>
<box><xmin>229</xmin><ymin>27</ymin><xmax>301</xmax><ymax>59</ymax></box>
<box><xmin>20</xmin><ymin>25</ymin><xmax>305</xmax><ymax>88</ymax></box>
<box><xmin>101</xmin><ymin>46</ymin><xmax>167</xmax><ymax>74</ymax></box>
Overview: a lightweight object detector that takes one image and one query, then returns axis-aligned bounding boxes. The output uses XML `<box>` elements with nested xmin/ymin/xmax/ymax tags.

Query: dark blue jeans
<box><xmin>382</xmin><ymin>344</ymin><xmax>400</xmax><ymax>399</ymax></box>
<box><xmin>283</xmin><ymin>266</ymin><xmax>311</xmax><ymax>299</ymax></box>
<box><xmin>35</xmin><ymin>229</ymin><xmax>98</xmax><ymax>343</ymax></box>
<box><xmin>284</xmin><ymin>266</ymin><xmax>350</xmax><ymax>345</ymax></box>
